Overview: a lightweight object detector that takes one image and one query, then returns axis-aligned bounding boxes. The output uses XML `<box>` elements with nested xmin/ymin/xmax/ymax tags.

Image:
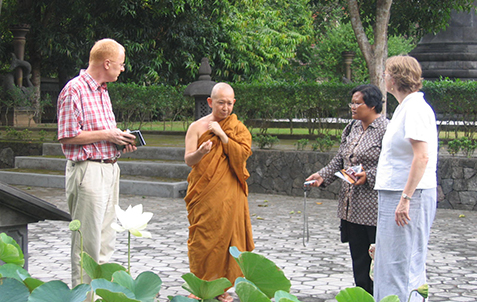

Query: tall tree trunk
<box><xmin>347</xmin><ymin>0</ymin><xmax>392</xmax><ymax>116</ymax></box>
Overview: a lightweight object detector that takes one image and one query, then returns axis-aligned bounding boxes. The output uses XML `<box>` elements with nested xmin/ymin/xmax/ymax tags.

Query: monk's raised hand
<box><xmin>208</xmin><ymin>121</ymin><xmax>224</xmax><ymax>135</ymax></box>
<box><xmin>198</xmin><ymin>140</ymin><xmax>212</xmax><ymax>154</ymax></box>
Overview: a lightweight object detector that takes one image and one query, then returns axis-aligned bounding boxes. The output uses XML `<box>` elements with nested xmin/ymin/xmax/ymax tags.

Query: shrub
<box><xmin>312</xmin><ymin>134</ymin><xmax>336</xmax><ymax>152</ymax></box>
<box><xmin>47</xmin><ymin>79</ymin><xmax>477</xmax><ymax>139</ymax></box>
<box><xmin>38</xmin><ymin>130</ymin><xmax>47</xmax><ymax>141</ymax></box>
<box><xmin>459</xmin><ymin>137</ymin><xmax>477</xmax><ymax>158</ymax></box>
<box><xmin>252</xmin><ymin>134</ymin><xmax>280</xmax><ymax>149</ymax></box>
<box><xmin>295</xmin><ymin>139</ymin><xmax>309</xmax><ymax>150</ymax></box>
<box><xmin>447</xmin><ymin>139</ymin><xmax>461</xmax><ymax>156</ymax></box>
<box><xmin>4</xmin><ymin>127</ymin><xmax>32</xmax><ymax>140</ymax></box>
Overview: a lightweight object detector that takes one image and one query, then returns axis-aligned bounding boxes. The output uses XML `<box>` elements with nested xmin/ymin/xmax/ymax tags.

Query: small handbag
<box><xmin>340</xmin><ymin>219</ymin><xmax>349</xmax><ymax>243</ymax></box>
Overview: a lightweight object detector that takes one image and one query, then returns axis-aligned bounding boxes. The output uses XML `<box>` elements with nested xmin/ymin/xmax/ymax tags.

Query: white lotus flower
<box><xmin>111</xmin><ymin>204</ymin><xmax>153</xmax><ymax>238</ymax></box>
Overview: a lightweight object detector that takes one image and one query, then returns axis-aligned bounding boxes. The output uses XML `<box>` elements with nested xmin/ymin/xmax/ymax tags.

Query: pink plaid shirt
<box><xmin>57</xmin><ymin>70</ymin><xmax>120</xmax><ymax>161</ymax></box>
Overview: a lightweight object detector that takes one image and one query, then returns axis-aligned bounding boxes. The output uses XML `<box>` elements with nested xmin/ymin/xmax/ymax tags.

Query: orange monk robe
<box><xmin>185</xmin><ymin>114</ymin><xmax>255</xmax><ymax>283</ymax></box>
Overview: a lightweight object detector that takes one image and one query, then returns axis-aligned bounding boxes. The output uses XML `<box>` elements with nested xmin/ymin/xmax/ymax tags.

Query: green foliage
<box><xmin>412</xmin><ymin>284</ymin><xmax>429</xmax><ymax>300</ymax></box>
<box><xmin>302</xmin><ymin>21</ymin><xmax>415</xmax><ymax>83</ymax></box>
<box><xmin>66</xmin><ymin>80</ymin><xmax>477</xmax><ymax>139</ymax></box>
<box><xmin>234</xmin><ymin>81</ymin><xmax>356</xmax><ymax>135</ymax></box>
<box><xmin>52</xmin><ymin>131</ymin><xmax>59</xmax><ymax>142</ymax></box>
<box><xmin>212</xmin><ymin>0</ymin><xmax>313</xmax><ymax>82</ymax></box>
<box><xmin>181</xmin><ymin>273</ymin><xmax>232</xmax><ymax>300</ymax></box>
<box><xmin>0</xmin><ymin>233</ymin><xmax>25</xmax><ymax>267</ymax></box>
<box><xmin>82</xmin><ymin>252</ymin><xmax>127</xmax><ymax>281</ymax></box>
<box><xmin>1</xmin><ymin>232</ymin><xmax>428</xmax><ymax>302</ymax></box>
<box><xmin>3</xmin><ymin>79</ymin><xmax>477</xmax><ymax>141</ymax></box>
<box><xmin>0</xmin><ymin>263</ymin><xmax>29</xmax><ymax>280</ymax></box>
<box><xmin>111</xmin><ymin>271</ymin><xmax>162</xmax><ymax>302</ymax></box>
<box><xmin>447</xmin><ymin>139</ymin><xmax>462</xmax><ymax>156</ymax></box>
<box><xmin>295</xmin><ymin>139</ymin><xmax>309</xmax><ymax>150</ymax></box>
<box><xmin>0</xmin><ymin>277</ymin><xmax>30</xmax><ymax>302</ymax></box>
<box><xmin>90</xmin><ymin>271</ymin><xmax>162</xmax><ymax>302</ymax></box>
<box><xmin>0</xmin><ymin>86</ymin><xmax>37</xmax><ymax>108</ymax></box>
<box><xmin>234</xmin><ymin>280</ymin><xmax>271</xmax><ymax>302</ymax></box>
<box><xmin>0</xmin><ymin>231</ymin><xmax>162</xmax><ymax>302</ymax></box>
<box><xmin>108</xmin><ymin>83</ymin><xmax>192</xmax><ymax>129</ymax></box>
<box><xmin>0</xmin><ymin>236</ymin><xmax>91</xmax><ymax>302</ymax></box>
<box><xmin>0</xmin><ymin>0</ymin><xmax>313</xmax><ymax>85</ymax></box>
<box><xmin>459</xmin><ymin>137</ymin><xmax>477</xmax><ymax>158</ymax></box>
<box><xmin>274</xmin><ymin>290</ymin><xmax>301</xmax><ymax>302</ymax></box>
<box><xmin>336</xmin><ymin>286</ymin><xmax>375</xmax><ymax>302</ymax></box>
<box><xmin>312</xmin><ymin>135</ymin><xmax>336</xmax><ymax>152</ymax></box>
<box><xmin>1</xmin><ymin>0</ymin><xmax>473</xmax><ymax>89</ymax></box>
<box><xmin>0</xmin><ymin>86</ymin><xmax>37</xmax><ymax>126</ymax></box>
<box><xmin>252</xmin><ymin>134</ymin><xmax>280</xmax><ymax>149</ymax></box>
<box><xmin>169</xmin><ymin>296</ymin><xmax>198</xmax><ymax>302</ymax></box>
<box><xmin>336</xmin><ymin>286</ymin><xmax>399</xmax><ymax>302</ymax></box>
<box><xmin>22</xmin><ymin>276</ymin><xmax>45</xmax><ymax>292</ymax></box>
<box><xmin>447</xmin><ymin>136</ymin><xmax>477</xmax><ymax>158</ymax></box>
<box><xmin>175</xmin><ymin>246</ymin><xmax>295</xmax><ymax>302</ymax></box>
<box><xmin>38</xmin><ymin>130</ymin><xmax>47</xmax><ymax>141</ymax></box>
<box><xmin>28</xmin><ymin>281</ymin><xmax>90</xmax><ymax>302</ymax></box>
<box><xmin>326</xmin><ymin>0</ymin><xmax>475</xmax><ymax>43</ymax></box>
<box><xmin>229</xmin><ymin>246</ymin><xmax>291</xmax><ymax>298</ymax></box>
<box><xmin>4</xmin><ymin>127</ymin><xmax>33</xmax><ymax>140</ymax></box>
<box><xmin>422</xmin><ymin>78</ymin><xmax>477</xmax><ymax>139</ymax></box>
<box><xmin>365</xmin><ymin>0</ymin><xmax>474</xmax><ymax>39</ymax></box>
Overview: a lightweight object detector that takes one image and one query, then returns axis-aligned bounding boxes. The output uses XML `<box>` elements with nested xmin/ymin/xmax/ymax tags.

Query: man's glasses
<box><xmin>109</xmin><ymin>60</ymin><xmax>125</xmax><ymax>68</ymax></box>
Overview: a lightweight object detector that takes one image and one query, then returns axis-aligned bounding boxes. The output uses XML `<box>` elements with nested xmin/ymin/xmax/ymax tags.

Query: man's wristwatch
<box><xmin>402</xmin><ymin>193</ymin><xmax>412</xmax><ymax>200</ymax></box>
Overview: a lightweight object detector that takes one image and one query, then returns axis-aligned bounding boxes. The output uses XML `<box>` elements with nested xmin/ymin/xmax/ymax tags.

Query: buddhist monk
<box><xmin>184</xmin><ymin>82</ymin><xmax>255</xmax><ymax>302</ymax></box>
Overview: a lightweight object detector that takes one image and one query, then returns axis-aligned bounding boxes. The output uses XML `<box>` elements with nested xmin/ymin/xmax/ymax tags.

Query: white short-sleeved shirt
<box><xmin>375</xmin><ymin>92</ymin><xmax>438</xmax><ymax>190</ymax></box>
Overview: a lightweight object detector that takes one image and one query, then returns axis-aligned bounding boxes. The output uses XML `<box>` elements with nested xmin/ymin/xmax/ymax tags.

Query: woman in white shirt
<box><xmin>374</xmin><ymin>55</ymin><xmax>438</xmax><ymax>302</ymax></box>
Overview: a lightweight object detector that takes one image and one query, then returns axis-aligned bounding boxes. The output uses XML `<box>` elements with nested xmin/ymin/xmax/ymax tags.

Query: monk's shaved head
<box><xmin>210</xmin><ymin>82</ymin><xmax>234</xmax><ymax>100</ymax></box>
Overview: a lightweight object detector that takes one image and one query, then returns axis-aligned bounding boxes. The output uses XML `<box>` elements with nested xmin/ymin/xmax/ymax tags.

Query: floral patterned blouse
<box><xmin>318</xmin><ymin>116</ymin><xmax>389</xmax><ymax>226</ymax></box>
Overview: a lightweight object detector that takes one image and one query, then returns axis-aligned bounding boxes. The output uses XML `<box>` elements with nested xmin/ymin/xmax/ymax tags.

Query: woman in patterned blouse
<box><xmin>306</xmin><ymin>84</ymin><xmax>388</xmax><ymax>294</ymax></box>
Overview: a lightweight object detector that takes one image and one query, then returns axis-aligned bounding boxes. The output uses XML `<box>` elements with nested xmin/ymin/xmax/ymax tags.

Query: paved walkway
<box><xmin>18</xmin><ymin>185</ymin><xmax>477</xmax><ymax>302</ymax></box>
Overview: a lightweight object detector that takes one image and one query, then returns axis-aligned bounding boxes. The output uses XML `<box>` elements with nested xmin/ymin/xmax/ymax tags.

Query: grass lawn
<box><xmin>0</xmin><ymin>121</ymin><xmax>471</xmax><ymax>152</ymax></box>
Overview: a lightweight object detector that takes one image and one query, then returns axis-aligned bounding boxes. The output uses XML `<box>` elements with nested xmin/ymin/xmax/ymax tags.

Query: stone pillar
<box><xmin>10</xmin><ymin>24</ymin><xmax>30</xmax><ymax>87</ymax></box>
<box><xmin>342</xmin><ymin>51</ymin><xmax>355</xmax><ymax>81</ymax></box>
<box><xmin>183</xmin><ymin>58</ymin><xmax>217</xmax><ymax>120</ymax></box>
<box><xmin>410</xmin><ymin>2</ymin><xmax>477</xmax><ymax>80</ymax></box>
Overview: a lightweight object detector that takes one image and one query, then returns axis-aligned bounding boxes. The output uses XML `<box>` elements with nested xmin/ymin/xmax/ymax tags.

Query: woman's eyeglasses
<box><xmin>348</xmin><ymin>103</ymin><xmax>365</xmax><ymax>108</ymax></box>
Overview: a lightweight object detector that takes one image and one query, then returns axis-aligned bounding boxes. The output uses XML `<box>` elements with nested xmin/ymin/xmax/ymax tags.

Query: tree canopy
<box><xmin>308</xmin><ymin>0</ymin><xmax>476</xmax><ymax>113</ymax></box>
<box><xmin>1</xmin><ymin>0</ymin><xmax>475</xmax><ymax>91</ymax></box>
<box><xmin>0</xmin><ymin>0</ymin><xmax>313</xmax><ymax>86</ymax></box>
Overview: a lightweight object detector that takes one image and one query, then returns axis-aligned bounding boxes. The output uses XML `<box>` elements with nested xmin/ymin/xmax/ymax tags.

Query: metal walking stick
<box><xmin>302</xmin><ymin>180</ymin><xmax>316</xmax><ymax>247</ymax></box>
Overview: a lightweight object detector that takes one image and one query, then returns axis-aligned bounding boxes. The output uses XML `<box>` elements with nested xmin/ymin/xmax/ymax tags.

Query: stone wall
<box><xmin>247</xmin><ymin>149</ymin><xmax>477</xmax><ymax>211</ymax></box>
<box><xmin>0</xmin><ymin>142</ymin><xmax>42</xmax><ymax>169</ymax></box>
<box><xmin>1</xmin><ymin>142</ymin><xmax>475</xmax><ymax>210</ymax></box>
<box><xmin>437</xmin><ymin>157</ymin><xmax>477</xmax><ymax>210</ymax></box>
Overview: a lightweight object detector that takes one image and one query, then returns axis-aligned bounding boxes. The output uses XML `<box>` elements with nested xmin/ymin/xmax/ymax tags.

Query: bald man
<box><xmin>184</xmin><ymin>83</ymin><xmax>255</xmax><ymax>301</ymax></box>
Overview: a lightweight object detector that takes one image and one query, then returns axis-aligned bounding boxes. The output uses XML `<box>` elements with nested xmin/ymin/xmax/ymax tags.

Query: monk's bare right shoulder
<box><xmin>187</xmin><ymin>115</ymin><xmax>210</xmax><ymax>139</ymax></box>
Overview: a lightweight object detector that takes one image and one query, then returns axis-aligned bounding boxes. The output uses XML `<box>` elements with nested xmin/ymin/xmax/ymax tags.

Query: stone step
<box><xmin>0</xmin><ymin>169</ymin><xmax>188</xmax><ymax>198</ymax></box>
<box><xmin>42</xmin><ymin>143</ymin><xmax>185</xmax><ymax>161</ymax></box>
<box><xmin>2</xmin><ymin>144</ymin><xmax>191</xmax><ymax>198</ymax></box>
<box><xmin>14</xmin><ymin>156</ymin><xmax>191</xmax><ymax>179</ymax></box>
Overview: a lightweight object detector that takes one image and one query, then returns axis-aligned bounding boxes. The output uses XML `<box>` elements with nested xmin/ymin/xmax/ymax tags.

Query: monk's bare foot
<box><xmin>216</xmin><ymin>292</ymin><xmax>234</xmax><ymax>302</ymax></box>
<box><xmin>188</xmin><ymin>293</ymin><xmax>200</xmax><ymax>300</ymax></box>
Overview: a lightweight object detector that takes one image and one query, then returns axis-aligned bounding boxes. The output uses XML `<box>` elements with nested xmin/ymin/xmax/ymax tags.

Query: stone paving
<box><xmin>18</xmin><ymin>185</ymin><xmax>477</xmax><ymax>302</ymax></box>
